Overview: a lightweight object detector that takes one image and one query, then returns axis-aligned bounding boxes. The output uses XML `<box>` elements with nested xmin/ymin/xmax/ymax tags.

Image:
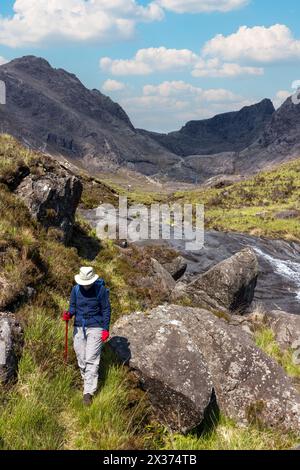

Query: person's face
<box><xmin>83</xmin><ymin>284</ymin><xmax>93</xmax><ymax>291</ymax></box>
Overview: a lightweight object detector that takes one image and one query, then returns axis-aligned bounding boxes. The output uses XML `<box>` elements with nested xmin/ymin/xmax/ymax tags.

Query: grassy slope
<box><xmin>174</xmin><ymin>160</ymin><xmax>300</xmax><ymax>242</ymax></box>
<box><xmin>0</xmin><ymin>134</ymin><xmax>299</xmax><ymax>450</ymax></box>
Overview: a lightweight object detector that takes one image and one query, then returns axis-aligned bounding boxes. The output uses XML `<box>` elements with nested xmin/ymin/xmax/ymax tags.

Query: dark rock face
<box><xmin>15</xmin><ymin>161</ymin><xmax>82</xmax><ymax>243</ymax></box>
<box><xmin>0</xmin><ymin>56</ymin><xmax>179</xmax><ymax>176</ymax></box>
<box><xmin>110</xmin><ymin>304</ymin><xmax>300</xmax><ymax>433</ymax></box>
<box><xmin>140</xmin><ymin>99</ymin><xmax>275</xmax><ymax>157</ymax></box>
<box><xmin>0</xmin><ymin>312</ymin><xmax>23</xmax><ymax>383</ymax></box>
<box><xmin>237</xmin><ymin>97</ymin><xmax>300</xmax><ymax>173</ymax></box>
<box><xmin>172</xmin><ymin>248</ymin><xmax>259</xmax><ymax>314</ymax></box>
<box><xmin>162</xmin><ymin>256</ymin><xmax>187</xmax><ymax>281</ymax></box>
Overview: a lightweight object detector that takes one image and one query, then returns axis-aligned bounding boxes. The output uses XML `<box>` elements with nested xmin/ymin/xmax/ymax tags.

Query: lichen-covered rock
<box><xmin>110</xmin><ymin>307</ymin><xmax>214</xmax><ymax>433</ymax></box>
<box><xmin>162</xmin><ymin>256</ymin><xmax>187</xmax><ymax>281</ymax></box>
<box><xmin>110</xmin><ymin>304</ymin><xmax>300</xmax><ymax>433</ymax></box>
<box><xmin>0</xmin><ymin>312</ymin><xmax>23</xmax><ymax>383</ymax></box>
<box><xmin>15</xmin><ymin>163</ymin><xmax>82</xmax><ymax>243</ymax></box>
<box><xmin>172</xmin><ymin>247</ymin><xmax>259</xmax><ymax>314</ymax></box>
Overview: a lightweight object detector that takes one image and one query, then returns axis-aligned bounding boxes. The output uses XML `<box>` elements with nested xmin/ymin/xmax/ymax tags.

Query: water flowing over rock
<box><xmin>163</xmin><ymin>230</ymin><xmax>300</xmax><ymax>315</ymax></box>
<box><xmin>172</xmin><ymin>247</ymin><xmax>259</xmax><ymax>314</ymax></box>
<box><xmin>110</xmin><ymin>304</ymin><xmax>300</xmax><ymax>433</ymax></box>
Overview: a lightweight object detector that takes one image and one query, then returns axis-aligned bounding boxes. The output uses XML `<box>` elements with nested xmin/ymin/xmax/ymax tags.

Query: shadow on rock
<box><xmin>69</xmin><ymin>223</ymin><xmax>102</xmax><ymax>261</ymax></box>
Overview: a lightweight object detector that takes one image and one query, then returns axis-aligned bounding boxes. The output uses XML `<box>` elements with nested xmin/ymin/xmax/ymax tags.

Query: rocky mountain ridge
<box><xmin>1</xmin><ymin>55</ymin><xmax>300</xmax><ymax>183</ymax></box>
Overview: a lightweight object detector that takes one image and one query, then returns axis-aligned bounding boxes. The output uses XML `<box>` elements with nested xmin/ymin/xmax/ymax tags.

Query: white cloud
<box><xmin>192</xmin><ymin>58</ymin><xmax>263</xmax><ymax>77</ymax></box>
<box><xmin>143</xmin><ymin>80</ymin><xmax>241</xmax><ymax>102</ymax></box>
<box><xmin>273</xmin><ymin>90</ymin><xmax>291</xmax><ymax>109</ymax></box>
<box><xmin>102</xmin><ymin>79</ymin><xmax>126</xmax><ymax>92</ymax></box>
<box><xmin>0</xmin><ymin>0</ymin><xmax>164</xmax><ymax>47</ymax></box>
<box><xmin>100</xmin><ymin>47</ymin><xmax>198</xmax><ymax>75</ymax></box>
<box><xmin>156</xmin><ymin>0</ymin><xmax>249</xmax><ymax>13</ymax></box>
<box><xmin>121</xmin><ymin>80</ymin><xmax>252</xmax><ymax>131</ymax></box>
<box><xmin>100</xmin><ymin>46</ymin><xmax>261</xmax><ymax>77</ymax></box>
<box><xmin>203</xmin><ymin>24</ymin><xmax>300</xmax><ymax>63</ymax></box>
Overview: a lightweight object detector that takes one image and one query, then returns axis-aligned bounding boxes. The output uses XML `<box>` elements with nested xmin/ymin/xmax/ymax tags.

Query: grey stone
<box><xmin>249</xmin><ymin>309</ymin><xmax>300</xmax><ymax>352</ymax></box>
<box><xmin>0</xmin><ymin>312</ymin><xmax>23</xmax><ymax>383</ymax></box>
<box><xmin>275</xmin><ymin>210</ymin><xmax>300</xmax><ymax>220</ymax></box>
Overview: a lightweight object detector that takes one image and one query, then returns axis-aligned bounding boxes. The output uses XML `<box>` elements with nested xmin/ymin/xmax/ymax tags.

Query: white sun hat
<box><xmin>75</xmin><ymin>267</ymin><xmax>99</xmax><ymax>286</ymax></box>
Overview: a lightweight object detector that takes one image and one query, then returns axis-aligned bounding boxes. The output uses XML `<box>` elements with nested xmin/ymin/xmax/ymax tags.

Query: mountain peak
<box><xmin>4</xmin><ymin>55</ymin><xmax>52</xmax><ymax>71</ymax></box>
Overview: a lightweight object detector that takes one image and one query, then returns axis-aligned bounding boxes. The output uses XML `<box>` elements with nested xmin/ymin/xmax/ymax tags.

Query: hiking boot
<box><xmin>83</xmin><ymin>393</ymin><xmax>93</xmax><ymax>406</ymax></box>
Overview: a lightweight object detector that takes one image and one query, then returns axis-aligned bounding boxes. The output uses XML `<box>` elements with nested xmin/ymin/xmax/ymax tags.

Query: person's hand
<box><xmin>62</xmin><ymin>311</ymin><xmax>72</xmax><ymax>322</ymax></box>
<box><xmin>102</xmin><ymin>330</ymin><xmax>109</xmax><ymax>342</ymax></box>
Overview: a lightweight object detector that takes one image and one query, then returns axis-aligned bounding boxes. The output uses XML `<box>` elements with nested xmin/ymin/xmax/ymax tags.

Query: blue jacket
<box><xmin>69</xmin><ymin>280</ymin><xmax>111</xmax><ymax>331</ymax></box>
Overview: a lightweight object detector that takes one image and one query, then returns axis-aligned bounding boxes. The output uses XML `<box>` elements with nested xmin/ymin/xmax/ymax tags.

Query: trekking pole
<box><xmin>64</xmin><ymin>319</ymin><xmax>69</xmax><ymax>363</ymax></box>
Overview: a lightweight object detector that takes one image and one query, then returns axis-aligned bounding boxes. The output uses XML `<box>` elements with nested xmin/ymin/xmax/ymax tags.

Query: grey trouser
<box><xmin>73</xmin><ymin>326</ymin><xmax>103</xmax><ymax>396</ymax></box>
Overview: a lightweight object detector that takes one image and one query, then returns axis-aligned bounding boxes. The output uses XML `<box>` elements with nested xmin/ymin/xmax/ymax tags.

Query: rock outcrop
<box><xmin>110</xmin><ymin>304</ymin><xmax>300</xmax><ymax>433</ymax></box>
<box><xmin>0</xmin><ymin>313</ymin><xmax>23</xmax><ymax>383</ymax></box>
<box><xmin>15</xmin><ymin>160</ymin><xmax>82</xmax><ymax>243</ymax></box>
<box><xmin>172</xmin><ymin>247</ymin><xmax>259</xmax><ymax>314</ymax></box>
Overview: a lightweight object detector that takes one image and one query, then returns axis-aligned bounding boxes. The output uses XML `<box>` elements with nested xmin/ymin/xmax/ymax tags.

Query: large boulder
<box><xmin>162</xmin><ymin>256</ymin><xmax>187</xmax><ymax>281</ymax></box>
<box><xmin>110</xmin><ymin>304</ymin><xmax>300</xmax><ymax>433</ymax></box>
<box><xmin>0</xmin><ymin>313</ymin><xmax>23</xmax><ymax>383</ymax></box>
<box><xmin>172</xmin><ymin>247</ymin><xmax>259</xmax><ymax>314</ymax></box>
<box><xmin>15</xmin><ymin>161</ymin><xmax>82</xmax><ymax>243</ymax></box>
<box><xmin>110</xmin><ymin>306</ymin><xmax>214</xmax><ymax>433</ymax></box>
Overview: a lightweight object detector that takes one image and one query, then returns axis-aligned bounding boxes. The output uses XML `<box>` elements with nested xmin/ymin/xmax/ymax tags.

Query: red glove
<box><xmin>62</xmin><ymin>311</ymin><xmax>72</xmax><ymax>321</ymax></box>
<box><xmin>102</xmin><ymin>330</ymin><xmax>109</xmax><ymax>342</ymax></box>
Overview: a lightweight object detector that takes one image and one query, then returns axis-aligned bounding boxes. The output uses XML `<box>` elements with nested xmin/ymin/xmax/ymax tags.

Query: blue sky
<box><xmin>0</xmin><ymin>0</ymin><xmax>299</xmax><ymax>131</ymax></box>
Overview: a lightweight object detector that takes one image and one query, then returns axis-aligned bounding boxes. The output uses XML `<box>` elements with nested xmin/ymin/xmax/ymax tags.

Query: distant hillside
<box><xmin>139</xmin><ymin>99</ymin><xmax>275</xmax><ymax>156</ymax></box>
